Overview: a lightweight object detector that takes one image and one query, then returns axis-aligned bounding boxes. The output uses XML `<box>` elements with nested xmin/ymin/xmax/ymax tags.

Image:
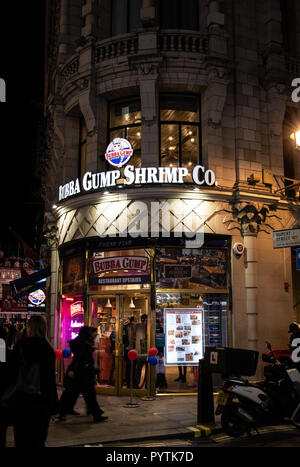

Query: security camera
<box><xmin>233</xmin><ymin>242</ymin><xmax>245</xmax><ymax>256</ymax></box>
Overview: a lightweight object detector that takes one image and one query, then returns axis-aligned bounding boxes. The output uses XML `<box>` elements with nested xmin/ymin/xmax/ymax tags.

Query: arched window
<box><xmin>159</xmin><ymin>0</ymin><xmax>199</xmax><ymax>31</ymax></box>
<box><xmin>109</xmin><ymin>98</ymin><xmax>142</xmax><ymax>168</ymax></box>
<box><xmin>111</xmin><ymin>0</ymin><xmax>142</xmax><ymax>36</ymax></box>
<box><xmin>160</xmin><ymin>94</ymin><xmax>201</xmax><ymax>180</ymax></box>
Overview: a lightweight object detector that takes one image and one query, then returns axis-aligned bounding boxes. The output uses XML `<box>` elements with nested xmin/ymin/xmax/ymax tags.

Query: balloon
<box><xmin>62</xmin><ymin>348</ymin><xmax>71</xmax><ymax>358</ymax></box>
<box><xmin>128</xmin><ymin>349</ymin><xmax>138</xmax><ymax>361</ymax></box>
<box><xmin>54</xmin><ymin>349</ymin><xmax>63</xmax><ymax>360</ymax></box>
<box><xmin>148</xmin><ymin>347</ymin><xmax>158</xmax><ymax>357</ymax></box>
<box><xmin>148</xmin><ymin>356</ymin><xmax>158</xmax><ymax>366</ymax></box>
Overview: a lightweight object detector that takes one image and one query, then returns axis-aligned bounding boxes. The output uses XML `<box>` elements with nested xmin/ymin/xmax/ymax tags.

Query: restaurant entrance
<box><xmin>89</xmin><ymin>292</ymin><xmax>152</xmax><ymax>396</ymax></box>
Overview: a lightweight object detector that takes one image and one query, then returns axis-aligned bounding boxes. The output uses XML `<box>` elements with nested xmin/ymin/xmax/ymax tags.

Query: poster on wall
<box><xmin>164</xmin><ymin>308</ymin><xmax>204</xmax><ymax>366</ymax></box>
<box><xmin>62</xmin><ymin>254</ymin><xmax>85</xmax><ymax>294</ymax></box>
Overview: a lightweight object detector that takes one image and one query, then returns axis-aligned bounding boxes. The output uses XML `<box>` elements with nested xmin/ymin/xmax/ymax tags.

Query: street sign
<box><xmin>273</xmin><ymin>229</ymin><xmax>300</xmax><ymax>249</ymax></box>
<box><xmin>297</xmin><ymin>249</ymin><xmax>300</xmax><ymax>271</ymax></box>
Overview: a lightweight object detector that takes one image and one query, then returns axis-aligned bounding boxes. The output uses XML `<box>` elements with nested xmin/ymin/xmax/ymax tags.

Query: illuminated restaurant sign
<box><xmin>58</xmin><ymin>136</ymin><xmax>218</xmax><ymax>201</ymax></box>
<box><xmin>92</xmin><ymin>256</ymin><xmax>149</xmax><ymax>274</ymax></box>
<box><xmin>58</xmin><ymin>165</ymin><xmax>218</xmax><ymax>201</ymax></box>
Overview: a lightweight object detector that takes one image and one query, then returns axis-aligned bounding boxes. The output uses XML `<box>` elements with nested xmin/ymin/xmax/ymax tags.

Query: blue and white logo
<box><xmin>105</xmin><ymin>138</ymin><xmax>133</xmax><ymax>168</ymax></box>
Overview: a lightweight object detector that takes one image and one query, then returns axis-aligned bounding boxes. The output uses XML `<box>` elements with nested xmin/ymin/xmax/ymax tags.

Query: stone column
<box><xmin>44</xmin><ymin>216</ymin><xmax>59</xmax><ymax>348</ymax></box>
<box><xmin>58</xmin><ymin>0</ymin><xmax>69</xmax><ymax>57</ymax></box>
<box><xmin>140</xmin><ymin>0</ymin><xmax>156</xmax><ymax>27</ymax></box>
<box><xmin>81</xmin><ymin>0</ymin><xmax>100</xmax><ymax>39</ymax></box>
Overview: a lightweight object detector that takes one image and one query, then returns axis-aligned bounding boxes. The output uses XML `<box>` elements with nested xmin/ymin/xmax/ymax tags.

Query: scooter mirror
<box><xmin>262</xmin><ymin>353</ymin><xmax>276</xmax><ymax>363</ymax></box>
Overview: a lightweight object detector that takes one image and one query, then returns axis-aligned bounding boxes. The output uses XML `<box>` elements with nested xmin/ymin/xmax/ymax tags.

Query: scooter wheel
<box><xmin>221</xmin><ymin>403</ymin><xmax>247</xmax><ymax>438</ymax></box>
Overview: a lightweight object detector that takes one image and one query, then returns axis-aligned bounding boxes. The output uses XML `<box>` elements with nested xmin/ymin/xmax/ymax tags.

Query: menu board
<box><xmin>164</xmin><ymin>308</ymin><xmax>204</xmax><ymax>366</ymax></box>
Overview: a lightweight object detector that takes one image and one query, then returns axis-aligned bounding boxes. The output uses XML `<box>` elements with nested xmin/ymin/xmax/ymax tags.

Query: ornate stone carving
<box><xmin>222</xmin><ymin>202</ymin><xmax>282</xmax><ymax>236</ymax></box>
<box><xmin>43</xmin><ymin>212</ymin><xmax>59</xmax><ymax>249</ymax></box>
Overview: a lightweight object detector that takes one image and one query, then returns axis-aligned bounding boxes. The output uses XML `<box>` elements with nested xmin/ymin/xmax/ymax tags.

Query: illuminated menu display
<box><xmin>164</xmin><ymin>308</ymin><xmax>204</xmax><ymax>366</ymax></box>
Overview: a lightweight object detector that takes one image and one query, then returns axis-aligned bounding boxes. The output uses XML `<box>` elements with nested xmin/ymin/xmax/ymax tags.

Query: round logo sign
<box><xmin>105</xmin><ymin>138</ymin><xmax>133</xmax><ymax>167</ymax></box>
<box><xmin>28</xmin><ymin>289</ymin><xmax>46</xmax><ymax>306</ymax></box>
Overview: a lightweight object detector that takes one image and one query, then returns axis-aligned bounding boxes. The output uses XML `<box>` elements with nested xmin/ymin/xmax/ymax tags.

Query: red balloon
<box><xmin>54</xmin><ymin>349</ymin><xmax>63</xmax><ymax>360</ymax></box>
<box><xmin>148</xmin><ymin>347</ymin><xmax>158</xmax><ymax>357</ymax></box>
<box><xmin>128</xmin><ymin>349</ymin><xmax>138</xmax><ymax>361</ymax></box>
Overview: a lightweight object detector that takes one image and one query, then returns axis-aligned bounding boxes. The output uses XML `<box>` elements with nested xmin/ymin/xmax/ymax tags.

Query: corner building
<box><xmin>43</xmin><ymin>0</ymin><xmax>300</xmax><ymax>394</ymax></box>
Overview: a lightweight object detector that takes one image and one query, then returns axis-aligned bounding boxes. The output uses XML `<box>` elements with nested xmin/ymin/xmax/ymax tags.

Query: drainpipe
<box><xmin>243</xmin><ymin>234</ymin><xmax>258</xmax><ymax>351</ymax></box>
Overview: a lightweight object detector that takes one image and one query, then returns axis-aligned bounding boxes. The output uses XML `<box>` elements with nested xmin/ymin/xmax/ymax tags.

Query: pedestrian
<box><xmin>5</xmin><ymin>315</ymin><xmax>58</xmax><ymax>448</ymax></box>
<box><xmin>57</xmin><ymin>326</ymin><xmax>107</xmax><ymax>423</ymax></box>
<box><xmin>174</xmin><ymin>365</ymin><xmax>186</xmax><ymax>383</ymax></box>
<box><xmin>90</xmin><ymin>326</ymin><xmax>101</xmax><ymax>384</ymax></box>
<box><xmin>156</xmin><ymin>350</ymin><xmax>168</xmax><ymax>390</ymax></box>
<box><xmin>0</xmin><ymin>326</ymin><xmax>13</xmax><ymax>447</ymax></box>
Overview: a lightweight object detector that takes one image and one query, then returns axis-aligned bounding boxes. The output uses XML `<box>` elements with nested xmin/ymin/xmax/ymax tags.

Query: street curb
<box><xmin>69</xmin><ymin>425</ymin><xmax>223</xmax><ymax>447</ymax></box>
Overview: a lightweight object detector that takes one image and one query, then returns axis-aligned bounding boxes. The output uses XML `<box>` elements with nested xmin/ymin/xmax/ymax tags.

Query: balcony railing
<box><xmin>60</xmin><ymin>30</ymin><xmax>208</xmax><ymax>87</ymax></box>
<box><xmin>61</xmin><ymin>55</ymin><xmax>80</xmax><ymax>84</ymax></box>
<box><xmin>158</xmin><ymin>30</ymin><xmax>208</xmax><ymax>54</ymax></box>
<box><xmin>95</xmin><ymin>33</ymin><xmax>138</xmax><ymax>63</ymax></box>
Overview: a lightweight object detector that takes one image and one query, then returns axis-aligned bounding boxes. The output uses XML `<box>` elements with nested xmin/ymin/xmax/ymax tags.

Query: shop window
<box><xmin>79</xmin><ymin>117</ymin><xmax>87</xmax><ymax>179</ymax></box>
<box><xmin>159</xmin><ymin>0</ymin><xmax>199</xmax><ymax>31</ymax></box>
<box><xmin>111</xmin><ymin>0</ymin><xmax>142</xmax><ymax>36</ymax></box>
<box><xmin>155</xmin><ymin>246</ymin><xmax>228</xmax><ymax>392</ymax></box>
<box><xmin>109</xmin><ymin>98</ymin><xmax>142</xmax><ymax>168</ymax></box>
<box><xmin>60</xmin><ymin>296</ymin><xmax>84</xmax><ymax>350</ymax></box>
<box><xmin>160</xmin><ymin>95</ymin><xmax>200</xmax><ymax>179</ymax></box>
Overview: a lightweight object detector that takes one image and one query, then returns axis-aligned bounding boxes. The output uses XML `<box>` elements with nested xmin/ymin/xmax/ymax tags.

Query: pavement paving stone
<box><xmin>5</xmin><ymin>390</ymin><xmax>221</xmax><ymax>447</ymax></box>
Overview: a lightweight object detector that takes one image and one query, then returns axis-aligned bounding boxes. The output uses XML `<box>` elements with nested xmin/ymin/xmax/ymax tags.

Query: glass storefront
<box><xmin>57</xmin><ymin>239</ymin><xmax>230</xmax><ymax>396</ymax></box>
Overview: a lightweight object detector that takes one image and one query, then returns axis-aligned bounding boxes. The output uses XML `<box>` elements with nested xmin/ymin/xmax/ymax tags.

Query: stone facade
<box><xmin>43</xmin><ymin>0</ymin><xmax>300</xmax><ymax>376</ymax></box>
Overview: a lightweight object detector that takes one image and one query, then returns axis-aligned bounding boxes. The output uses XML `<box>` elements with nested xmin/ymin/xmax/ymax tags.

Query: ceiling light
<box><xmin>129</xmin><ymin>298</ymin><xmax>135</xmax><ymax>309</ymax></box>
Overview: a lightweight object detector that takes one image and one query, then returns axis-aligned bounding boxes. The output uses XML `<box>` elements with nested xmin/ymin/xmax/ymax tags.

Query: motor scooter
<box><xmin>216</xmin><ymin>343</ymin><xmax>300</xmax><ymax>437</ymax></box>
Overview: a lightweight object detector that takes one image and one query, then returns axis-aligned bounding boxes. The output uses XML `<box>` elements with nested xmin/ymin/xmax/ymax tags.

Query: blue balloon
<box><xmin>148</xmin><ymin>356</ymin><xmax>158</xmax><ymax>366</ymax></box>
<box><xmin>63</xmin><ymin>348</ymin><xmax>72</xmax><ymax>358</ymax></box>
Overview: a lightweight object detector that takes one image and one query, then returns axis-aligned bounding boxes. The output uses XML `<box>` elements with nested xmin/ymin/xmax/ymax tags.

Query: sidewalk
<box><xmin>5</xmin><ymin>390</ymin><xmax>222</xmax><ymax>447</ymax></box>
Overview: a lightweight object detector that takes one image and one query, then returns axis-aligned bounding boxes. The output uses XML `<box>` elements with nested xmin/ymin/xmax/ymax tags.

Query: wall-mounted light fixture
<box><xmin>290</xmin><ymin>130</ymin><xmax>300</xmax><ymax>149</ymax></box>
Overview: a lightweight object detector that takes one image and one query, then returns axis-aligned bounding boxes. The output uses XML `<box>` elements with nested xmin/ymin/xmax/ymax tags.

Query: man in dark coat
<box><xmin>58</xmin><ymin>326</ymin><xmax>107</xmax><ymax>423</ymax></box>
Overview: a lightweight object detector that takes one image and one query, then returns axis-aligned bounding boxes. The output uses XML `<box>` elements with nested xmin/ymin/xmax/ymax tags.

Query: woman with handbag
<box><xmin>4</xmin><ymin>315</ymin><xmax>58</xmax><ymax>448</ymax></box>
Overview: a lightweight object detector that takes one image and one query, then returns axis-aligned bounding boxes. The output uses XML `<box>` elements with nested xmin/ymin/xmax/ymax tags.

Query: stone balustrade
<box><xmin>61</xmin><ymin>55</ymin><xmax>80</xmax><ymax>84</ymax></box>
<box><xmin>95</xmin><ymin>33</ymin><xmax>139</xmax><ymax>63</ymax></box>
<box><xmin>158</xmin><ymin>30</ymin><xmax>208</xmax><ymax>54</ymax></box>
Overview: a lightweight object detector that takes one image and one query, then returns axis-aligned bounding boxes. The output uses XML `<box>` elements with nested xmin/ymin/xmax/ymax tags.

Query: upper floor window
<box><xmin>280</xmin><ymin>0</ymin><xmax>297</xmax><ymax>56</ymax></box>
<box><xmin>111</xmin><ymin>0</ymin><xmax>142</xmax><ymax>36</ymax></box>
<box><xmin>109</xmin><ymin>98</ymin><xmax>142</xmax><ymax>168</ymax></box>
<box><xmin>159</xmin><ymin>0</ymin><xmax>199</xmax><ymax>31</ymax></box>
<box><xmin>160</xmin><ymin>94</ymin><xmax>201</xmax><ymax>180</ymax></box>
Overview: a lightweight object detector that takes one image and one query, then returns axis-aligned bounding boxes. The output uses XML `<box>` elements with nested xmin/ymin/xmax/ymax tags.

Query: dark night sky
<box><xmin>0</xmin><ymin>2</ymin><xmax>46</xmax><ymax>257</ymax></box>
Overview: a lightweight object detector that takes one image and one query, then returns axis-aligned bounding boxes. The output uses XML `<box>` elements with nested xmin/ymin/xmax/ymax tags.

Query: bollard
<box><xmin>197</xmin><ymin>358</ymin><xmax>215</xmax><ymax>424</ymax></box>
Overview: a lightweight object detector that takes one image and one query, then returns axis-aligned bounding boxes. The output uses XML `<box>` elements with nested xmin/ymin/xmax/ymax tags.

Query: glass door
<box><xmin>90</xmin><ymin>295</ymin><xmax>118</xmax><ymax>394</ymax></box>
<box><xmin>119</xmin><ymin>293</ymin><xmax>149</xmax><ymax>395</ymax></box>
<box><xmin>89</xmin><ymin>292</ymin><xmax>151</xmax><ymax>396</ymax></box>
